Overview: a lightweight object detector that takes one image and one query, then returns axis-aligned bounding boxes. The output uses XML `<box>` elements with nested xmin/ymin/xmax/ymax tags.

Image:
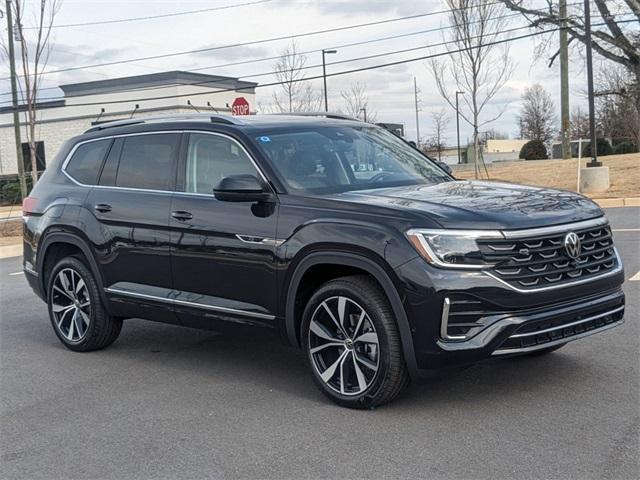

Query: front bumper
<box><xmin>394</xmin><ymin>255</ymin><xmax>625</xmax><ymax>371</ymax></box>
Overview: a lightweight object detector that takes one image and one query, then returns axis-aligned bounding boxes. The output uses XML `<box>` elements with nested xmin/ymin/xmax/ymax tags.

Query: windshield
<box><xmin>252</xmin><ymin>125</ymin><xmax>451</xmax><ymax>193</ymax></box>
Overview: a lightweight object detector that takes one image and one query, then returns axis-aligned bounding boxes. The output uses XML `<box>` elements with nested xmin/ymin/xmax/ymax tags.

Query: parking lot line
<box><xmin>612</xmin><ymin>229</ymin><xmax>640</xmax><ymax>232</ymax></box>
<box><xmin>8</xmin><ymin>271</ymin><xmax>23</xmax><ymax>276</ymax></box>
<box><xmin>631</xmin><ymin>271</ymin><xmax>640</xmax><ymax>281</ymax></box>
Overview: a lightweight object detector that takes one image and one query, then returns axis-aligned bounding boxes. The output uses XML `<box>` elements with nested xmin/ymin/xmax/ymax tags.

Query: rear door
<box><xmin>169</xmin><ymin>131</ymin><xmax>280</xmax><ymax>329</ymax></box>
<box><xmin>85</xmin><ymin>132</ymin><xmax>181</xmax><ymax>322</ymax></box>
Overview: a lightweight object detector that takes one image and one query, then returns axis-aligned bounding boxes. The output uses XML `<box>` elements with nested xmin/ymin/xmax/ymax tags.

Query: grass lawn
<box><xmin>453</xmin><ymin>152</ymin><xmax>640</xmax><ymax>199</ymax></box>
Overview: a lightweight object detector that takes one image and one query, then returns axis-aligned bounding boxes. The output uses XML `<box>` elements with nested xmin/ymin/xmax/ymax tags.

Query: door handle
<box><xmin>171</xmin><ymin>210</ymin><xmax>193</xmax><ymax>221</ymax></box>
<box><xmin>94</xmin><ymin>203</ymin><xmax>112</xmax><ymax>213</ymax></box>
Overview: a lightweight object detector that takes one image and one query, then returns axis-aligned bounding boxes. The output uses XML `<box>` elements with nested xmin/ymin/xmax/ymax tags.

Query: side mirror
<box><xmin>213</xmin><ymin>174</ymin><xmax>274</xmax><ymax>203</ymax></box>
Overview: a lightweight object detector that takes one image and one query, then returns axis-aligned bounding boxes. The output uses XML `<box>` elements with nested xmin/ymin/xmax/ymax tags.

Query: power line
<box><xmin>0</xmin><ymin>21</ymin><xmax>539</xmax><ymax>106</ymax></box>
<box><xmin>10</xmin><ymin>27</ymin><xmax>563</xmax><ymax>110</ymax></box>
<box><xmin>54</xmin><ymin>18</ymin><xmax>637</xmax><ymax>110</ymax></box>
<box><xmin>20</xmin><ymin>0</ymin><xmax>274</xmax><ymax>29</ymax></box>
<box><xmin>0</xmin><ymin>1</ymin><xmax>506</xmax><ymax>81</ymax></box>
<box><xmin>1</xmin><ymin>12</ymin><xmax>529</xmax><ymax>100</ymax></box>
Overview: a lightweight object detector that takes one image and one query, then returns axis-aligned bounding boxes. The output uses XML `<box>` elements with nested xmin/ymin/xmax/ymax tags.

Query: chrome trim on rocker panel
<box><xmin>483</xmin><ymin>248</ymin><xmax>623</xmax><ymax>293</ymax></box>
<box><xmin>105</xmin><ymin>287</ymin><xmax>275</xmax><ymax>320</ymax></box>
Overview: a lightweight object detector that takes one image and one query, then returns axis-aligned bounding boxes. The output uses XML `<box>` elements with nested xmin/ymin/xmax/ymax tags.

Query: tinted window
<box><xmin>65</xmin><ymin>140</ymin><xmax>111</xmax><ymax>185</ymax></box>
<box><xmin>185</xmin><ymin>133</ymin><xmax>258</xmax><ymax>194</ymax></box>
<box><xmin>254</xmin><ymin>126</ymin><xmax>451</xmax><ymax>193</ymax></box>
<box><xmin>98</xmin><ymin>138</ymin><xmax>123</xmax><ymax>186</ymax></box>
<box><xmin>115</xmin><ymin>134</ymin><xmax>179</xmax><ymax>191</ymax></box>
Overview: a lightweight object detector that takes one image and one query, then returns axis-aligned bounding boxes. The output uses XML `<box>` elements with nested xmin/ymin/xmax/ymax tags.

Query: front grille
<box><xmin>478</xmin><ymin>222</ymin><xmax>618</xmax><ymax>290</ymax></box>
<box><xmin>497</xmin><ymin>303</ymin><xmax>624</xmax><ymax>352</ymax></box>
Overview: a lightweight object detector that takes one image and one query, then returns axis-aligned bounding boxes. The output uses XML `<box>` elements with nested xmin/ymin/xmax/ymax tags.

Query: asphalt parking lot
<box><xmin>1</xmin><ymin>207</ymin><xmax>638</xmax><ymax>480</ymax></box>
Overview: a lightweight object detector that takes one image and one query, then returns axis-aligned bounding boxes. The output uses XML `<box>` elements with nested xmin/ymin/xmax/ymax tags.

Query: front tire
<box><xmin>47</xmin><ymin>256</ymin><xmax>122</xmax><ymax>352</ymax></box>
<box><xmin>301</xmin><ymin>275</ymin><xmax>409</xmax><ymax>408</ymax></box>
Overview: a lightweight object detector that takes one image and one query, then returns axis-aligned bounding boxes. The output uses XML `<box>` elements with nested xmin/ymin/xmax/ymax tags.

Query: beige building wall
<box><xmin>486</xmin><ymin>139</ymin><xmax>529</xmax><ymax>153</ymax></box>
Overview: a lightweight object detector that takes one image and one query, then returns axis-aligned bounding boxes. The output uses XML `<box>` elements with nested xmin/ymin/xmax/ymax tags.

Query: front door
<box><xmin>169</xmin><ymin>132</ymin><xmax>279</xmax><ymax>329</ymax></box>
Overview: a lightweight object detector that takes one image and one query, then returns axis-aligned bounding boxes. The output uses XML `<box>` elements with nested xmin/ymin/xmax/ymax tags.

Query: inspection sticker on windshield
<box><xmin>259</xmin><ymin>136</ymin><xmax>271</xmax><ymax>143</ymax></box>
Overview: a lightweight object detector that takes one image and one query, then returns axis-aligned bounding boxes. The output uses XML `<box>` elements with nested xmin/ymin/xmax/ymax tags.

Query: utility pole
<box><xmin>583</xmin><ymin>0</ymin><xmax>600</xmax><ymax>167</ymax></box>
<box><xmin>559</xmin><ymin>0</ymin><xmax>571</xmax><ymax>160</ymax></box>
<box><xmin>322</xmin><ymin>49</ymin><xmax>337</xmax><ymax>112</ymax></box>
<box><xmin>455</xmin><ymin>91</ymin><xmax>465</xmax><ymax>164</ymax></box>
<box><xmin>5</xmin><ymin>0</ymin><xmax>27</xmax><ymax>199</ymax></box>
<box><xmin>359</xmin><ymin>107</ymin><xmax>367</xmax><ymax>122</ymax></box>
<box><xmin>413</xmin><ymin>77</ymin><xmax>420</xmax><ymax>148</ymax></box>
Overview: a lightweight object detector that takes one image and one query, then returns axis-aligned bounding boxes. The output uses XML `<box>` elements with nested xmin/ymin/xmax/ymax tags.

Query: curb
<box><xmin>0</xmin><ymin>244</ymin><xmax>22</xmax><ymax>259</ymax></box>
<box><xmin>592</xmin><ymin>197</ymin><xmax>640</xmax><ymax>208</ymax></box>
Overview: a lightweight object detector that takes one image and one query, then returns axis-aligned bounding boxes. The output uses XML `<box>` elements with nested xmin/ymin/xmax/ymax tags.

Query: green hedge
<box><xmin>612</xmin><ymin>141</ymin><xmax>638</xmax><ymax>155</ymax></box>
<box><xmin>584</xmin><ymin>138</ymin><xmax>613</xmax><ymax>157</ymax></box>
<box><xmin>519</xmin><ymin>140</ymin><xmax>548</xmax><ymax>160</ymax></box>
<box><xmin>0</xmin><ymin>176</ymin><xmax>33</xmax><ymax>205</ymax></box>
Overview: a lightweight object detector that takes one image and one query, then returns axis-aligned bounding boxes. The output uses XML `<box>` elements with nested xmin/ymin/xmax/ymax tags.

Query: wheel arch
<box><xmin>37</xmin><ymin>230</ymin><xmax>111</xmax><ymax>310</ymax></box>
<box><xmin>285</xmin><ymin>251</ymin><xmax>418</xmax><ymax>376</ymax></box>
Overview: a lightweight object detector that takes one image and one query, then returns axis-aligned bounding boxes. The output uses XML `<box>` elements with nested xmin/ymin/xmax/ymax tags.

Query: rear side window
<box><xmin>65</xmin><ymin>139</ymin><xmax>111</xmax><ymax>185</ymax></box>
<box><xmin>115</xmin><ymin>134</ymin><xmax>180</xmax><ymax>191</ymax></box>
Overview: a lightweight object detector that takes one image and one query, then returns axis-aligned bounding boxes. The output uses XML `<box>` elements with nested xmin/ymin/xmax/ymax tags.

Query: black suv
<box><xmin>23</xmin><ymin>114</ymin><xmax>625</xmax><ymax>408</ymax></box>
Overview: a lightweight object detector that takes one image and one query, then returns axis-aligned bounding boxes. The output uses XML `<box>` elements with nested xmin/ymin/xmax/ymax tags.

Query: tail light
<box><xmin>22</xmin><ymin>196</ymin><xmax>37</xmax><ymax>217</ymax></box>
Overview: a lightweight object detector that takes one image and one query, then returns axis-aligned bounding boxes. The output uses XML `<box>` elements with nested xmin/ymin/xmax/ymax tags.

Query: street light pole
<box><xmin>359</xmin><ymin>107</ymin><xmax>367</xmax><ymax>122</ymax></box>
<box><xmin>455</xmin><ymin>91</ymin><xmax>465</xmax><ymax>164</ymax></box>
<box><xmin>583</xmin><ymin>0</ymin><xmax>600</xmax><ymax>167</ymax></box>
<box><xmin>322</xmin><ymin>49</ymin><xmax>337</xmax><ymax>112</ymax></box>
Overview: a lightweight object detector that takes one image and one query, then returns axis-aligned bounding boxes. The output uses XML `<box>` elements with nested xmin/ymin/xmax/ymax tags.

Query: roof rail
<box><xmin>84</xmin><ymin>113</ymin><xmax>246</xmax><ymax>133</ymax></box>
<box><xmin>270</xmin><ymin>112</ymin><xmax>363</xmax><ymax>122</ymax></box>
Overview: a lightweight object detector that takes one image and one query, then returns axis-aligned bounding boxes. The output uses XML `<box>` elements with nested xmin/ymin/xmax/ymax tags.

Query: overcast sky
<box><xmin>0</xmin><ymin>0</ymin><xmax>619</xmax><ymax>145</ymax></box>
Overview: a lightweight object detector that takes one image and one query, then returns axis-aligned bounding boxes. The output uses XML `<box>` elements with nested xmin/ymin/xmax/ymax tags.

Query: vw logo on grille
<box><xmin>563</xmin><ymin>231</ymin><xmax>581</xmax><ymax>259</ymax></box>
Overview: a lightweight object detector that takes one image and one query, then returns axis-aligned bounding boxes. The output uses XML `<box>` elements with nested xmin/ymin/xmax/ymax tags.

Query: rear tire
<box><xmin>301</xmin><ymin>275</ymin><xmax>409</xmax><ymax>409</ymax></box>
<box><xmin>47</xmin><ymin>256</ymin><xmax>122</xmax><ymax>352</ymax></box>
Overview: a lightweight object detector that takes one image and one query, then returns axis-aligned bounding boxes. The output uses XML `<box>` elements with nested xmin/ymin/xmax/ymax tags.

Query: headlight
<box><xmin>406</xmin><ymin>229</ymin><xmax>503</xmax><ymax>269</ymax></box>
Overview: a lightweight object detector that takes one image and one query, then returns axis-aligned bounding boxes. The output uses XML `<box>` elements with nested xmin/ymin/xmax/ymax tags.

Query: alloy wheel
<box><xmin>308</xmin><ymin>296</ymin><xmax>380</xmax><ymax>396</ymax></box>
<box><xmin>51</xmin><ymin>268</ymin><xmax>91</xmax><ymax>343</ymax></box>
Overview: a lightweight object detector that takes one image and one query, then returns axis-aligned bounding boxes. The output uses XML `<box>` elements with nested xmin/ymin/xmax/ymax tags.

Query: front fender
<box><xmin>284</xmin><ymin>251</ymin><xmax>419</xmax><ymax>379</ymax></box>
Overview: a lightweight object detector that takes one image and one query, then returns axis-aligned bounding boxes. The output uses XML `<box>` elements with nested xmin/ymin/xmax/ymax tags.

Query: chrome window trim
<box><xmin>61</xmin><ymin>129</ymin><xmax>271</xmax><ymax>194</ymax></box>
<box><xmin>501</xmin><ymin>217</ymin><xmax>608</xmax><ymax>239</ymax></box>
<box><xmin>483</xmin><ymin>248</ymin><xmax>623</xmax><ymax>293</ymax></box>
<box><xmin>105</xmin><ymin>287</ymin><xmax>275</xmax><ymax>320</ymax></box>
<box><xmin>509</xmin><ymin>305</ymin><xmax>624</xmax><ymax>338</ymax></box>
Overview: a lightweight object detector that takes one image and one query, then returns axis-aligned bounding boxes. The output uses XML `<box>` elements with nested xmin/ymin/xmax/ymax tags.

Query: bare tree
<box><xmin>518</xmin><ymin>84</ymin><xmax>557</xmax><ymax>144</ymax></box>
<box><xmin>340</xmin><ymin>82</ymin><xmax>377</xmax><ymax>122</ymax></box>
<box><xmin>425</xmin><ymin>108</ymin><xmax>450</xmax><ymax>160</ymax></box>
<box><xmin>12</xmin><ymin>0</ymin><xmax>61</xmax><ymax>184</ymax></box>
<box><xmin>272</xmin><ymin>40</ymin><xmax>321</xmax><ymax>113</ymax></box>
<box><xmin>429</xmin><ymin>0</ymin><xmax>515</xmax><ymax>178</ymax></box>
<box><xmin>570</xmin><ymin>106</ymin><xmax>590</xmax><ymax>140</ymax></box>
<box><xmin>498</xmin><ymin>0</ymin><xmax>640</xmax><ymax>122</ymax></box>
<box><xmin>595</xmin><ymin>63</ymin><xmax>640</xmax><ymax>147</ymax></box>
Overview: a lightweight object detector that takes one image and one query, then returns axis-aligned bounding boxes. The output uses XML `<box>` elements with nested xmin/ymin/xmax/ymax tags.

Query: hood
<box><xmin>328</xmin><ymin>180</ymin><xmax>603</xmax><ymax>230</ymax></box>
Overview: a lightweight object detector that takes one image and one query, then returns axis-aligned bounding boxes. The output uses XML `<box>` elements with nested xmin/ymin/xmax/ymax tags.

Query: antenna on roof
<box><xmin>187</xmin><ymin>100</ymin><xmax>200</xmax><ymax>113</ymax></box>
<box><xmin>129</xmin><ymin>104</ymin><xmax>139</xmax><ymax>119</ymax></box>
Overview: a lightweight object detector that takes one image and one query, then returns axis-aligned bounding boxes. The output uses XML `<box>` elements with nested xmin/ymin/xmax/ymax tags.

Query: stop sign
<box><xmin>231</xmin><ymin>97</ymin><xmax>250</xmax><ymax>115</ymax></box>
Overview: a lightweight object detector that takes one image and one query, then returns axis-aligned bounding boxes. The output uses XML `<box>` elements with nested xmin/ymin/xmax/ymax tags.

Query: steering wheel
<box><xmin>369</xmin><ymin>172</ymin><xmax>389</xmax><ymax>183</ymax></box>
